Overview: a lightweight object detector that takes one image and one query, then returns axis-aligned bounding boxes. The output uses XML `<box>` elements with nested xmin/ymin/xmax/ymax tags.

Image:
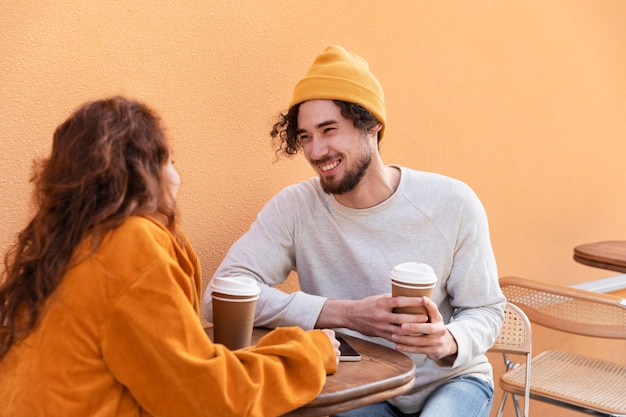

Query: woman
<box><xmin>0</xmin><ymin>96</ymin><xmax>339</xmax><ymax>417</ymax></box>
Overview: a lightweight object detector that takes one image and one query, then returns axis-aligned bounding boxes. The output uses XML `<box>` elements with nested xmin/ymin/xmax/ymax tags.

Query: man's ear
<box><xmin>369</xmin><ymin>122</ymin><xmax>383</xmax><ymax>145</ymax></box>
<box><xmin>370</xmin><ymin>122</ymin><xmax>383</xmax><ymax>135</ymax></box>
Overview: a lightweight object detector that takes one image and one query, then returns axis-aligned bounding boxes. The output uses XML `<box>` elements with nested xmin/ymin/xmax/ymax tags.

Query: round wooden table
<box><xmin>205</xmin><ymin>327</ymin><xmax>416</xmax><ymax>416</ymax></box>
<box><xmin>573</xmin><ymin>240</ymin><xmax>626</xmax><ymax>273</ymax></box>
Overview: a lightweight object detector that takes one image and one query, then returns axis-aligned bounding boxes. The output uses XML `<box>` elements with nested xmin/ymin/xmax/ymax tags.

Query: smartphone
<box><xmin>337</xmin><ymin>336</ymin><xmax>361</xmax><ymax>362</ymax></box>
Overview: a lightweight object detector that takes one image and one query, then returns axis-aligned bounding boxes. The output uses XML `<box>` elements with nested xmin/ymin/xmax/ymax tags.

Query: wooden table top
<box><xmin>573</xmin><ymin>240</ymin><xmax>626</xmax><ymax>273</ymax></box>
<box><xmin>205</xmin><ymin>327</ymin><xmax>416</xmax><ymax>416</ymax></box>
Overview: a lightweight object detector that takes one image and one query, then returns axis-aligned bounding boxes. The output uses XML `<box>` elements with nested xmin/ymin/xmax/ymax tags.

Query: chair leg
<box><xmin>499</xmin><ymin>354</ymin><xmax>524</xmax><ymax>417</ymax></box>
<box><xmin>511</xmin><ymin>394</ymin><xmax>522</xmax><ymax>417</ymax></box>
<box><xmin>496</xmin><ymin>391</ymin><xmax>508</xmax><ymax>417</ymax></box>
<box><xmin>496</xmin><ymin>391</ymin><xmax>523</xmax><ymax>417</ymax></box>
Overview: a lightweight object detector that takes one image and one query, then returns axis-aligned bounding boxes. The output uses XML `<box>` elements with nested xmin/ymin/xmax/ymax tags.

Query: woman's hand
<box><xmin>321</xmin><ymin>329</ymin><xmax>341</xmax><ymax>365</ymax></box>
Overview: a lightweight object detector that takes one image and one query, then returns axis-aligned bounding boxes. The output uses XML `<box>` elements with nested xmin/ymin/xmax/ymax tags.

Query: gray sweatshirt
<box><xmin>203</xmin><ymin>166</ymin><xmax>505</xmax><ymax>413</ymax></box>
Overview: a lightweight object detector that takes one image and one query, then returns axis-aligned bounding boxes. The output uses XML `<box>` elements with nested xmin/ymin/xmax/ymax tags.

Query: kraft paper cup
<box><xmin>390</xmin><ymin>262</ymin><xmax>437</xmax><ymax>315</ymax></box>
<box><xmin>210</xmin><ymin>276</ymin><xmax>260</xmax><ymax>350</ymax></box>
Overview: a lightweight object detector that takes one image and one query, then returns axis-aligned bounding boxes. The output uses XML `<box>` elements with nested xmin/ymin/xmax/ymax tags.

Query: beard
<box><xmin>319</xmin><ymin>148</ymin><xmax>372</xmax><ymax>195</ymax></box>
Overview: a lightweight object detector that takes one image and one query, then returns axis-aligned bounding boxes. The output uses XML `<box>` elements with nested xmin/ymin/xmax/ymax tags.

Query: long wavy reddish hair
<box><xmin>0</xmin><ymin>96</ymin><xmax>180</xmax><ymax>359</ymax></box>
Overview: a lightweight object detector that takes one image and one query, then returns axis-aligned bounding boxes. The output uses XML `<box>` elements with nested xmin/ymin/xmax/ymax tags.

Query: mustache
<box><xmin>310</xmin><ymin>155</ymin><xmax>341</xmax><ymax>165</ymax></box>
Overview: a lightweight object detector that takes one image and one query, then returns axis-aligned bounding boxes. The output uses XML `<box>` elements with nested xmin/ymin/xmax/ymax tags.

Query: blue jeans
<box><xmin>332</xmin><ymin>376</ymin><xmax>494</xmax><ymax>417</ymax></box>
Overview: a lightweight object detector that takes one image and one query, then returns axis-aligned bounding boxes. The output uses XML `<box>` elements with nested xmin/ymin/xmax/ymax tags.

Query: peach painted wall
<box><xmin>2</xmin><ymin>2</ymin><xmax>626</xmax><ymax>416</ymax></box>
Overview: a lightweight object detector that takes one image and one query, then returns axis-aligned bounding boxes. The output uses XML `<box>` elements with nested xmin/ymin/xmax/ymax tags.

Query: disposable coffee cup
<box><xmin>210</xmin><ymin>276</ymin><xmax>260</xmax><ymax>350</ymax></box>
<box><xmin>391</xmin><ymin>262</ymin><xmax>437</xmax><ymax>315</ymax></box>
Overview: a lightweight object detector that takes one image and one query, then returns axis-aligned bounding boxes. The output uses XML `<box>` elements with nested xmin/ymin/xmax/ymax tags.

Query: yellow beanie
<box><xmin>290</xmin><ymin>45</ymin><xmax>387</xmax><ymax>139</ymax></box>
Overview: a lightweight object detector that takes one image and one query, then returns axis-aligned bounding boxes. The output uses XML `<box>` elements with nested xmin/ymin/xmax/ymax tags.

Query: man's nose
<box><xmin>309</xmin><ymin>135</ymin><xmax>330</xmax><ymax>160</ymax></box>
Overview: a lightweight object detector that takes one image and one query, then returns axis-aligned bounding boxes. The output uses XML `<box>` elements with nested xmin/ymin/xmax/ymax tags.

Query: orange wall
<box><xmin>2</xmin><ymin>2</ymin><xmax>626</xmax><ymax>416</ymax></box>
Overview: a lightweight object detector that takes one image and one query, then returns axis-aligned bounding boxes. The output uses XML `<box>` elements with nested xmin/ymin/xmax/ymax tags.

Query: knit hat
<box><xmin>290</xmin><ymin>45</ymin><xmax>387</xmax><ymax>139</ymax></box>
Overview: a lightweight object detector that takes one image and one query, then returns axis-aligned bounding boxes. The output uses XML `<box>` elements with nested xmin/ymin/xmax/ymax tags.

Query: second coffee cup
<box><xmin>210</xmin><ymin>276</ymin><xmax>260</xmax><ymax>350</ymax></box>
<box><xmin>390</xmin><ymin>262</ymin><xmax>437</xmax><ymax>315</ymax></box>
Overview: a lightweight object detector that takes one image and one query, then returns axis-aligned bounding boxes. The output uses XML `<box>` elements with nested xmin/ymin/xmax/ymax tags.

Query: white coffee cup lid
<box><xmin>212</xmin><ymin>294</ymin><xmax>259</xmax><ymax>303</ymax></box>
<box><xmin>210</xmin><ymin>276</ymin><xmax>260</xmax><ymax>296</ymax></box>
<box><xmin>390</xmin><ymin>262</ymin><xmax>437</xmax><ymax>284</ymax></box>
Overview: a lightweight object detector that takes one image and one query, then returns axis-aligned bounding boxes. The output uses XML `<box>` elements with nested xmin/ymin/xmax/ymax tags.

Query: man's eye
<box><xmin>297</xmin><ymin>134</ymin><xmax>311</xmax><ymax>141</ymax></box>
<box><xmin>323</xmin><ymin>127</ymin><xmax>335</xmax><ymax>134</ymax></box>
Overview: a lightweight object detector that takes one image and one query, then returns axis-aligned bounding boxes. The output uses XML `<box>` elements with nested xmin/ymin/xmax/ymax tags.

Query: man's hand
<box><xmin>316</xmin><ymin>294</ymin><xmax>458</xmax><ymax>362</ymax></box>
<box><xmin>390</xmin><ymin>296</ymin><xmax>458</xmax><ymax>362</ymax></box>
<box><xmin>315</xmin><ymin>293</ymin><xmax>418</xmax><ymax>338</ymax></box>
<box><xmin>314</xmin><ymin>293</ymin><xmax>431</xmax><ymax>338</ymax></box>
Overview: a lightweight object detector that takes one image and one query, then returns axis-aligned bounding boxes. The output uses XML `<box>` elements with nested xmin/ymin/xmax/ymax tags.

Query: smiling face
<box><xmin>296</xmin><ymin>100</ymin><xmax>377</xmax><ymax>195</ymax></box>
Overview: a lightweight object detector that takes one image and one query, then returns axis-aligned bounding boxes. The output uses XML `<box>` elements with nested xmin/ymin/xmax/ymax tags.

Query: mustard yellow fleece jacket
<box><xmin>0</xmin><ymin>216</ymin><xmax>336</xmax><ymax>417</ymax></box>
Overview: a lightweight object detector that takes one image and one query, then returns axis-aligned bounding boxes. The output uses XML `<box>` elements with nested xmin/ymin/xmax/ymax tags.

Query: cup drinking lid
<box><xmin>210</xmin><ymin>276</ymin><xmax>261</xmax><ymax>296</ymax></box>
<box><xmin>390</xmin><ymin>262</ymin><xmax>437</xmax><ymax>284</ymax></box>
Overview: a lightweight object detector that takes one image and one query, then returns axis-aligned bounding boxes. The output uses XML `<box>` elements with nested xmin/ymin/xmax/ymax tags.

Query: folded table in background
<box><xmin>204</xmin><ymin>327</ymin><xmax>416</xmax><ymax>417</ymax></box>
<box><xmin>573</xmin><ymin>240</ymin><xmax>626</xmax><ymax>297</ymax></box>
<box><xmin>574</xmin><ymin>240</ymin><xmax>626</xmax><ymax>274</ymax></box>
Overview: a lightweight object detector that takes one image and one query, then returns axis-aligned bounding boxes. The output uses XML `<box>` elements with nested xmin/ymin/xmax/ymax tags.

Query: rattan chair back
<box><xmin>490</xmin><ymin>302</ymin><xmax>532</xmax><ymax>417</ymax></box>
<box><xmin>499</xmin><ymin>276</ymin><xmax>626</xmax><ymax>339</ymax></box>
<box><xmin>491</xmin><ymin>302</ymin><xmax>532</xmax><ymax>355</ymax></box>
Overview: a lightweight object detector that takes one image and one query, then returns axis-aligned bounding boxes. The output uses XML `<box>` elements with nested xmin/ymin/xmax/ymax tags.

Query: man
<box><xmin>203</xmin><ymin>45</ymin><xmax>505</xmax><ymax>417</ymax></box>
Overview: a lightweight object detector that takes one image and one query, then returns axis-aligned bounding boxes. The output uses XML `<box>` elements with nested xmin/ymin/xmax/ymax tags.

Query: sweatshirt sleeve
<box><xmin>102</xmin><ymin>249</ymin><xmax>336</xmax><ymax>417</ymax></box>
<box><xmin>203</xmin><ymin>187</ymin><xmax>329</xmax><ymax>329</ymax></box>
<box><xmin>437</xmin><ymin>183</ymin><xmax>506</xmax><ymax>368</ymax></box>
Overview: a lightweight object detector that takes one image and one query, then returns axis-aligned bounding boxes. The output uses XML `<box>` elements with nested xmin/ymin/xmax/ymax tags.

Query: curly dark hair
<box><xmin>0</xmin><ymin>96</ymin><xmax>179</xmax><ymax>359</ymax></box>
<box><xmin>270</xmin><ymin>100</ymin><xmax>381</xmax><ymax>158</ymax></box>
